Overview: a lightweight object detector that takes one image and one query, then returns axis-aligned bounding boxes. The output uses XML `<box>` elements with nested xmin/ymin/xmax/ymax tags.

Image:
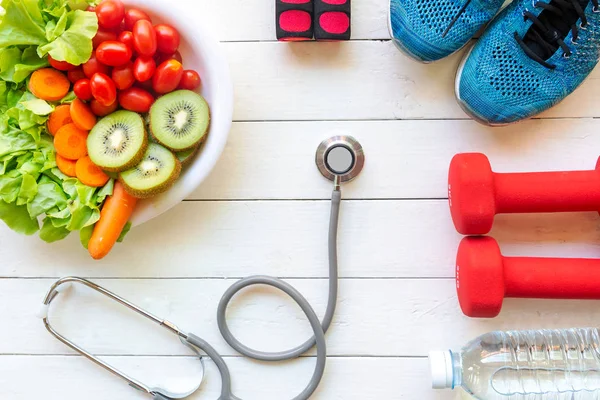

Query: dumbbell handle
<box><xmin>503</xmin><ymin>256</ymin><xmax>600</xmax><ymax>299</ymax></box>
<box><xmin>494</xmin><ymin>170</ymin><xmax>600</xmax><ymax>213</ymax></box>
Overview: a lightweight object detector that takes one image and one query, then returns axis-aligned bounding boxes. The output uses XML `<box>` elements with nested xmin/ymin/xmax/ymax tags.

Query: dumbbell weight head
<box><xmin>448</xmin><ymin>153</ymin><xmax>496</xmax><ymax>235</ymax></box>
<box><xmin>456</xmin><ymin>236</ymin><xmax>505</xmax><ymax>318</ymax></box>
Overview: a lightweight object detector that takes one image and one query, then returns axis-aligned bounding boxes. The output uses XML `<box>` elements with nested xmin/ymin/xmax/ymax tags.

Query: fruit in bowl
<box><xmin>0</xmin><ymin>0</ymin><xmax>233</xmax><ymax>259</ymax></box>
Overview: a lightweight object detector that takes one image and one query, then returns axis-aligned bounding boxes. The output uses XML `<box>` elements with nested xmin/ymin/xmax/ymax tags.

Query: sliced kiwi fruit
<box><xmin>149</xmin><ymin>90</ymin><xmax>210</xmax><ymax>152</ymax></box>
<box><xmin>176</xmin><ymin>144</ymin><xmax>201</xmax><ymax>168</ymax></box>
<box><xmin>88</xmin><ymin>111</ymin><xmax>148</xmax><ymax>172</ymax></box>
<box><xmin>119</xmin><ymin>143</ymin><xmax>182</xmax><ymax>199</ymax></box>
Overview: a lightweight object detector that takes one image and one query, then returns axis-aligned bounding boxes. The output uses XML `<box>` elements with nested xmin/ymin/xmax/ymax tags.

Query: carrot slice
<box><xmin>54</xmin><ymin>123</ymin><xmax>88</xmax><ymax>160</ymax></box>
<box><xmin>47</xmin><ymin>105</ymin><xmax>73</xmax><ymax>136</ymax></box>
<box><xmin>56</xmin><ymin>154</ymin><xmax>77</xmax><ymax>177</ymax></box>
<box><xmin>76</xmin><ymin>156</ymin><xmax>110</xmax><ymax>188</ymax></box>
<box><xmin>29</xmin><ymin>68</ymin><xmax>71</xmax><ymax>101</ymax></box>
<box><xmin>70</xmin><ymin>98</ymin><xmax>97</xmax><ymax>131</ymax></box>
<box><xmin>88</xmin><ymin>181</ymin><xmax>137</xmax><ymax>260</ymax></box>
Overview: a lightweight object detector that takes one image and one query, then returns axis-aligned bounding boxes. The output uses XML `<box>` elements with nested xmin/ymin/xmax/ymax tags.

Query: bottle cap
<box><xmin>429</xmin><ymin>350</ymin><xmax>454</xmax><ymax>389</ymax></box>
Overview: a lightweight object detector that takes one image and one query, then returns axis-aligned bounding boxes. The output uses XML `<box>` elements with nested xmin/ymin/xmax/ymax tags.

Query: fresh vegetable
<box><xmin>90</xmin><ymin>73</ymin><xmax>117</xmax><ymax>106</ymax></box>
<box><xmin>133</xmin><ymin>56</ymin><xmax>155</xmax><ymax>82</ymax></box>
<box><xmin>132</xmin><ymin>20</ymin><xmax>157</xmax><ymax>57</ymax></box>
<box><xmin>124</xmin><ymin>8</ymin><xmax>151</xmax><ymax>31</ymax></box>
<box><xmin>179</xmin><ymin>70</ymin><xmax>201</xmax><ymax>91</ymax></box>
<box><xmin>92</xmin><ymin>30</ymin><xmax>118</xmax><ymax>48</ymax></box>
<box><xmin>29</xmin><ymin>69</ymin><xmax>71</xmax><ymax>101</ymax></box>
<box><xmin>47</xmin><ymin>105</ymin><xmax>73</xmax><ymax>136</ymax></box>
<box><xmin>70</xmin><ymin>98</ymin><xmax>97</xmax><ymax>130</ymax></box>
<box><xmin>74</xmin><ymin>79</ymin><xmax>93</xmax><ymax>101</ymax></box>
<box><xmin>90</xmin><ymin>98</ymin><xmax>118</xmax><ymax>116</ymax></box>
<box><xmin>76</xmin><ymin>156</ymin><xmax>110</xmax><ymax>188</ymax></box>
<box><xmin>118</xmin><ymin>87</ymin><xmax>153</xmax><ymax>113</ymax></box>
<box><xmin>95</xmin><ymin>0</ymin><xmax>126</xmax><ymax>30</ymax></box>
<box><xmin>54</xmin><ymin>123</ymin><xmax>88</xmax><ymax>160</ymax></box>
<box><xmin>68</xmin><ymin>67</ymin><xmax>87</xmax><ymax>83</ymax></box>
<box><xmin>88</xmin><ymin>181</ymin><xmax>137</xmax><ymax>260</ymax></box>
<box><xmin>83</xmin><ymin>52</ymin><xmax>110</xmax><ymax>78</ymax></box>
<box><xmin>112</xmin><ymin>62</ymin><xmax>135</xmax><ymax>90</ymax></box>
<box><xmin>96</xmin><ymin>41</ymin><xmax>132</xmax><ymax>66</ymax></box>
<box><xmin>152</xmin><ymin>59</ymin><xmax>183</xmax><ymax>94</ymax></box>
<box><xmin>48</xmin><ymin>56</ymin><xmax>76</xmax><ymax>72</ymax></box>
<box><xmin>156</xmin><ymin>50</ymin><xmax>183</xmax><ymax>65</ymax></box>
<box><xmin>56</xmin><ymin>154</ymin><xmax>77</xmax><ymax>177</ymax></box>
<box><xmin>154</xmin><ymin>24</ymin><xmax>180</xmax><ymax>55</ymax></box>
<box><xmin>118</xmin><ymin>31</ymin><xmax>135</xmax><ymax>50</ymax></box>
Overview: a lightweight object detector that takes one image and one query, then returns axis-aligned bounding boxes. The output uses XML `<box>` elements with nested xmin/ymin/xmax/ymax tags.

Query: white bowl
<box><xmin>124</xmin><ymin>0</ymin><xmax>234</xmax><ymax>226</ymax></box>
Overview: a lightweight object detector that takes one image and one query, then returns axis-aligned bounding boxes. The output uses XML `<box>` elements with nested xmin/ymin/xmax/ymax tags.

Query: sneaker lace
<box><xmin>442</xmin><ymin>0</ymin><xmax>473</xmax><ymax>37</ymax></box>
<box><xmin>515</xmin><ymin>0</ymin><xmax>598</xmax><ymax>68</ymax></box>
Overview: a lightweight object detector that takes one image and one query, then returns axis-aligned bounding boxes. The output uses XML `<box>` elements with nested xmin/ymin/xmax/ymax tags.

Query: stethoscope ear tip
<box><xmin>316</xmin><ymin>135</ymin><xmax>365</xmax><ymax>184</ymax></box>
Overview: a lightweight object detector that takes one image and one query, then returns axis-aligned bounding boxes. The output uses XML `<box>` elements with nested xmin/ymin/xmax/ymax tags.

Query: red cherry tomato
<box><xmin>83</xmin><ymin>53</ymin><xmax>111</xmax><ymax>78</ymax></box>
<box><xmin>112</xmin><ymin>62</ymin><xmax>135</xmax><ymax>90</ymax></box>
<box><xmin>154</xmin><ymin>24</ymin><xmax>180</xmax><ymax>55</ymax></box>
<box><xmin>155</xmin><ymin>50</ymin><xmax>183</xmax><ymax>65</ymax></box>
<box><xmin>95</xmin><ymin>0</ymin><xmax>125</xmax><ymax>30</ymax></box>
<box><xmin>96</xmin><ymin>41</ymin><xmax>132</xmax><ymax>67</ymax></box>
<box><xmin>92</xmin><ymin>30</ymin><xmax>118</xmax><ymax>49</ymax></box>
<box><xmin>68</xmin><ymin>67</ymin><xmax>87</xmax><ymax>83</ymax></box>
<box><xmin>133</xmin><ymin>20</ymin><xmax>157</xmax><ymax>57</ymax></box>
<box><xmin>118</xmin><ymin>87</ymin><xmax>155</xmax><ymax>113</ymax></box>
<box><xmin>118</xmin><ymin>31</ymin><xmax>135</xmax><ymax>51</ymax></box>
<box><xmin>178</xmin><ymin>70</ymin><xmax>201</xmax><ymax>91</ymax></box>
<box><xmin>135</xmin><ymin>78</ymin><xmax>155</xmax><ymax>94</ymax></box>
<box><xmin>86</xmin><ymin>6</ymin><xmax>96</xmax><ymax>12</ymax></box>
<box><xmin>90</xmin><ymin>73</ymin><xmax>117</xmax><ymax>106</ymax></box>
<box><xmin>48</xmin><ymin>55</ymin><xmax>76</xmax><ymax>71</ymax></box>
<box><xmin>90</xmin><ymin>99</ymin><xmax>119</xmax><ymax>117</ymax></box>
<box><xmin>74</xmin><ymin>79</ymin><xmax>93</xmax><ymax>101</ymax></box>
<box><xmin>124</xmin><ymin>8</ymin><xmax>151</xmax><ymax>31</ymax></box>
<box><xmin>152</xmin><ymin>59</ymin><xmax>184</xmax><ymax>94</ymax></box>
<box><xmin>133</xmin><ymin>56</ymin><xmax>156</xmax><ymax>82</ymax></box>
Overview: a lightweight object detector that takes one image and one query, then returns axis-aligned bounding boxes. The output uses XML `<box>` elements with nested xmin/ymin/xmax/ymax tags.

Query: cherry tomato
<box><xmin>74</xmin><ymin>79</ymin><xmax>93</xmax><ymax>101</ymax></box>
<box><xmin>135</xmin><ymin>78</ymin><xmax>155</xmax><ymax>94</ymax></box>
<box><xmin>68</xmin><ymin>67</ymin><xmax>87</xmax><ymax>83</ymax></box>
<box><xmin>118</xmin><ymin>87</ymin><xmax>154</xmax><ymax>113</ymax></box>
<box><xmin>83</xmin><ymin>53</ymin><xmax>111</xmax><ymax>78</ymax></box>
<box><xmin>90</xmin><ymin>99</ymin><xmax>118</xmax><ymax>117</ymax></box>
<box><xmin>133</xmin><ymin>20</ymin><xmax>157</xmax><ymax>57</ymax></box>
<box><xmin>90</xmin><ymin>73</ymin><xmax>117</xmax><ymax>106</ymax></box>
<box><xmin>92</xmin><ymin>30</ymin><xmax>118</xmax><ymax>49</ymax></box>
<box><xmin>155</xmin><ymin>50</ymin><xmax>183</xmax><ymax>65</ymax></box>
<box><xmin>178</xmin><ymin>70</ymin><xmax>201</xmax><ymax>91</ymax></box>
<box><xmin>95</xmin><ymin>0</ymin><xmax>125</xmax><ymax>30</ymax></box>
<box><xmin>118</xmin><ymin>31</ymin><xmax>135</xmax><ymax>51</ymax></box>
<box><xmin>152</xmin><ymin>59</ymin><xmax>183</xmax><ymax>94</ymax></box>
<box><xmin>133</xmin><ymin>56</ymin><xmax>156</xmax><ymax>82</ymax></box>
<box><xmin>86</xmin><ymin>6</ymin><xmax>96</xmax><ymax>12</ymax></box>
<box><xmin>124</xmin><ymin>8</ymin><xmax>151</xmax><ymax>31</ymax></box>
<box><xmin>154</xmin><ymin>24</ymin><xmax>180</xmax><ymax>55</ymax></box>
<box><xmin>96</xmin><ymin>41</ymin><xmax>132</xmax><ymax>67</ymax></box>
<box><xmin>112</xmin><ymin>62</ymin><xmax>135</xmax><ymax>90</ymax></box>
<box><xmin>48</xmin><ymin>55</ymin><xmax>76</xmax><ymax>71</ymax></box>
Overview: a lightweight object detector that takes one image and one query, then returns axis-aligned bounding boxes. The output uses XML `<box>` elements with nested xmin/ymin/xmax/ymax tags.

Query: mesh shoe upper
<box><xmin>457</xmin><ymin>0</ymin><xmax>600</xmax><ymax>124</ymax></box>
<box><xmin>390</xmin><ymin>0</ymin><xmax>505</xmax><ymax>62</ymax></box>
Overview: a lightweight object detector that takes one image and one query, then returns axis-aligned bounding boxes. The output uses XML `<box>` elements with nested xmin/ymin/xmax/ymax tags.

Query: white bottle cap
<box><xmin>429</xmin><ymin>350</ymin><xmax>454</xmax><ymax>389</ymax></box>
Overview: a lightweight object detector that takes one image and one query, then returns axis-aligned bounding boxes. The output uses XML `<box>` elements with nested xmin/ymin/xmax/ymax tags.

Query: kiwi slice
<box><xmin>119</xmin><ymin>143</ymin><xmax>182</xmax><ymax>199</ymax></box>
<box><xmin>149</xmin><ymin>90</ymin><xmax>210</xmax><ymax>152</ymax></box>
<box><xmin>88</xmin><ymin>111</ymin><xmax>148</xmax><ymax>172</ymax></box>
<box><xmin>176</xmin><ymin>144</ymin><xmax>201</xmax><ymax>167</ymax></box>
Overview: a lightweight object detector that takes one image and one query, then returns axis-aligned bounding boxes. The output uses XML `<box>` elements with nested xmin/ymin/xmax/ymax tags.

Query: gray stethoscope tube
<box><xmin>39</xmin><ymin>136</ymin><xmax>365</xmax><ymax>400</ymax></box>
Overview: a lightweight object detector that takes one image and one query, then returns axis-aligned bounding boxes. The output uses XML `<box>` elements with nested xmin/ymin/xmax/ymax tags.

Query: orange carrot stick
<box><xmin>88</xmin><ymin>181</ymin><xmax>137</xmax><ymax>260</ymax></box>
<box><xmin>70</xmin><ymin>98</ymin><xmax>97</xmax><ymax>131</ymax></box>
<box><xmin>29</xmin><ymin>68</ymin><xmax>71</xmax><ymax>101</ymax></box>
<box><xmin>76</xmin><ymin>156</ymin><xmax>109</xmax><ymax>187</ymax></box>
<box><xmin>47</xmin><ymin>104</ymin><xmax>73</xmax><ymax>136</ymax></box>
<box><xmin>56</xmin><ymin>154</ymin><xmax>77</xmax><ymax>177</ymax></box>
<box><xmin>54</xmin><ymin>123</ymin><xmax>88</xmax><ymax>160</ymax></box>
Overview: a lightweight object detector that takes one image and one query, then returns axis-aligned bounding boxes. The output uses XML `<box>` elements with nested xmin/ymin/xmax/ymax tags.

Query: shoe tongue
<box><xmin>523</xmin><ymin>0</ymin><xmax>590</xmax><ymax>60</ymax></box>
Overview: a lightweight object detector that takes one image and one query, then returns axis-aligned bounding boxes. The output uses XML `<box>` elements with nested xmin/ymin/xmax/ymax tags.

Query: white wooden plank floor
<box><xmin>2</xmin><ymin>1</ymin><xmax>600</xmax><ymax>399</ymax></box>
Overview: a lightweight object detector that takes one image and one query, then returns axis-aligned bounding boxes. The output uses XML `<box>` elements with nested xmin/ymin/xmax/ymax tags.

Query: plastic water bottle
<box><xmin>429</xmin><ymin>328</ymin><xmax>600</xmax><ymax>399</ymax></box>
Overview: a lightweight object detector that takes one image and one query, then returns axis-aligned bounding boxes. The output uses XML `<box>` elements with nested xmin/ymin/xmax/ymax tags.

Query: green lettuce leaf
<box><xmin>0</xmin><ymin>0</ymin><xmax>47</xmax><ymax>48</ymax></box>
<box><xmin>39</xmin><ymin>217</ymin><xmax>70</xmax><ymax>242</ymax></box>
<box><xmin>0</xmin><ymin>199</ymin><xmax>39</xmax><ymax>234</ymax></box>
<box><xmin>38</xmin><ymin>9</ymin><xmax>97</xmax><ymax>65</ymax></box>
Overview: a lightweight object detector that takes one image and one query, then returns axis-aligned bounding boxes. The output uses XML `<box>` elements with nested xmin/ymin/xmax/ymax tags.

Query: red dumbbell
<box><xmin>448</xmin><ymin>153</ymin><xmax>600</xmax><ymax>235</ymax></box>
<box><xmin>456</xmin><ymin>236</ymin><xmax>600</xmax><ymax>318</ymax></box>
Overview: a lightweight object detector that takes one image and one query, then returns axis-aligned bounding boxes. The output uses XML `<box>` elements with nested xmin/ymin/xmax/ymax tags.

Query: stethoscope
<box><xmin>39</xmin><ymin>135</ymin><xmax>365</xmax><ymax>400</ymax></box>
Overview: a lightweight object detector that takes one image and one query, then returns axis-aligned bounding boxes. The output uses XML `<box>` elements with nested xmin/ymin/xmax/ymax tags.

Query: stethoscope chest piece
<box><xmin>316</xmin><ymin>135</ymin><xmax>365</xmax><ymax>183</ymax></box>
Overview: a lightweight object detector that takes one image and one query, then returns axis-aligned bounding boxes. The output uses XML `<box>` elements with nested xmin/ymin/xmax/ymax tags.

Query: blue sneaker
<box><xmin>456</xmin><ymin>0</ymin><xmax>600</xmax><ymax>125</ymax></box>
<box><xmin>389</xmin><ymin>0</ymin><xmax>506</xmax><ymax>62</ymax></box>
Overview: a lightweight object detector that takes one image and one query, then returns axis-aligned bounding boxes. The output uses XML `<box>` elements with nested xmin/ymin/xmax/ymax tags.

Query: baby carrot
<box><xmin>29</xmin><ymin>68</ymin><xmax>70</xmax><ymax>101</ymax></box>
<box><xmin>56</xmin><ymin>154</ymin><xmax>77</xmax><ymax>177</ymax></box>
<box><xmin>54</xmin><ymin>123</ymin><xmax>88</xmax><ymax>160</ymax></box>
<box><xmin>88</xmin><ymin>181</ymin><xmax>137</xmax><ymax>260</ymax></box>
<box><xmin>47</xmin><ymin>105</ymin><xmax>73</xmax><ymax>136</ymax></box>
<box><xmin>76</xmin><ymin>156</ymin><xmax>109</xmax><ymax>187</ymax></box>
